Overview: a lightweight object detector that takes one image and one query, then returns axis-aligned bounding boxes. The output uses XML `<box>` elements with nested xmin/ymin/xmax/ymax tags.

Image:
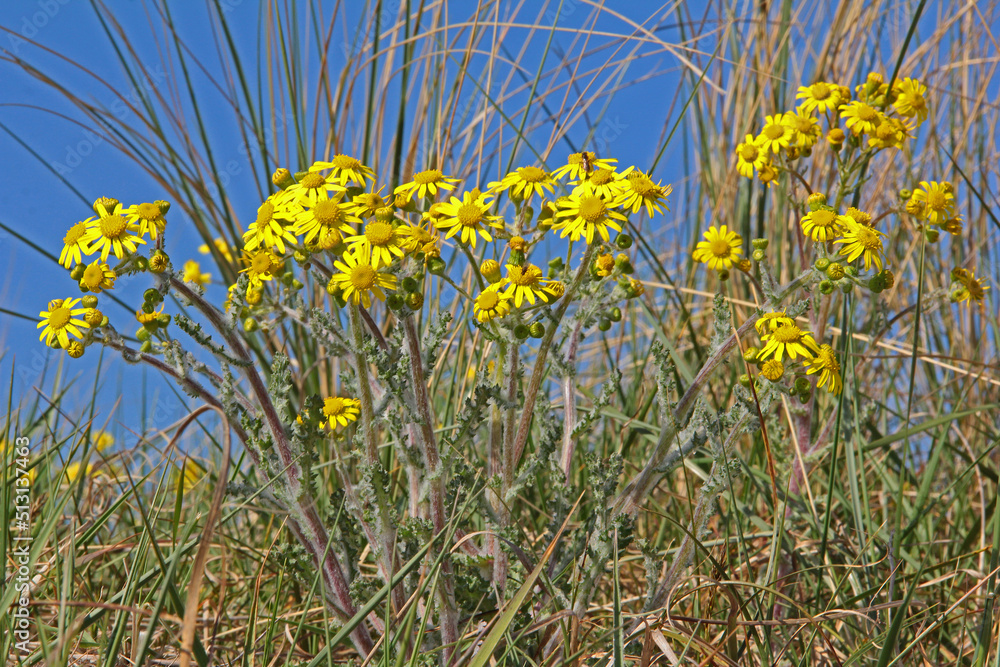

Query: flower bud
<box><xmin>608</xmin><ymin>307</ymin><xmax>622</xmax><ymax>322</ymax></box>
<box><xmin>136</xmin><ymin>327</ymin><xmax>152</xmax><ymax>342</ymax></box>
<box><xmin>807</xmin><ymin>193</ymin><xmax>827</xmax><ymax>211</ymax></box>
<box><xmin>149</xmin><ymin>251</ymin><xmax>169</xmax><ymax>273</ymax></box>
<box><xmin>827</xmin><ymin>128</ymin><xmax>845</xmax><ymax>149</ymax></box>
<box><xmin>513</xmin><ymin>324</ymin><xmax>530</xmax><ymax>340</ymax></box>
<box><xmin>84</xmin><ymin>308</ymin><xmax>104</xmax><ymax>327</ymax></box>
<box><xmin>155</xmin><ymin>200</ymin><xmax>171</xmax><ymax>215</ymax></box>
<box><xmin>736</xmin><ymin>258</ymin><xmax>752</xmax><ymax>272</ymax></box>
<box><xmin>840</xmin><ymin>281</ymin><xmax>853</xmax><ymax>294</ymax></box>
<box><xmin>427</xmin><ymin>257</ymin><xmax>447</xmax><ymax>275</ymax></box>
<box><xmin>752</xmin><ymin>249</ymin><xmax>765</xmax><ymax>262</ymax></box>
<box><xmin>529</xmin><ymin>322</ymin><xmax>545</xmax><ymax>338</ymax></box>
<box><xmin>81</xmin><ymin>295</ymin><xmax>99</xmax><ymax>309</ymax></box>
<box><xmin>598</xmin><ymin>318</ymin><xmax>612</xmax><ymax>332</ymax></box>
<box><xmin>272</xmin><ymin>168</ymin><xmax>294</xmax><ymax>189</ymax></box>
<box><xmin>898</xmin><ymin>188</ymin><xmax>912</xmax><ymax>200</ymax></box>
<box><xmin>743</xmin><ymin>346</ymin><xmax>760</xmax><ymax>363</ymax></box>
<box><xmin>374</xmin><ymin>206</ymin><xmax>395</xmax><ymax>222</ymax></box>
<box><xmin>134</xmin><ymin>257</ymin><xmax>149</xmax><ymax>271</ymax></box>
<box><xmin>93</xmin><ymin>197</ymin><xmax>120</xmax><ymax>213</ymax></box>
<box><xmin>144</xmin><ymin>288</ymin><xmax>162</xmax><ymax>304</ymax></box>
<box><xmin>243</xmin><ymin>317</ymin><xmax>258</xmax><ymax>332</ymax></box>
<box><xmin>140</xmin><ymin>340</ymin><xmax>153</xmax><ymax>353</ymax></box>
<box><xmin>66</xmin><ymin>341</ymin><xmax>85</xmax><ymax>359</ymax></box>
<box><xmin>481</xmin><ymin>259</ymin><xmax>502</xmax><ymax>284</ymax></box>
<box><xmin>752</xmin><ymin>238</ymin><xmax>769</xmax><ymax>250</ymax></box>
<box><xmin>615</xmin><ymin>234</ymin><xmax>633</xmax><ymax>250</ymax></box>
<box><xmin>70</xmin><ymin>264</ymin><xmax>86</xmax><ymax>281</ymax></box>
<box><xmin>794</xmin><ymin>377</ymin><xmax>811</xmax><ymax>394</ymax></box>
<box><xmin>247</xmin><ymin>289</ymin><xmax>263</xmax><ymax>305</ymax></box>
<box><xmin>738</xmin><ymin>373</ymin><xmax>752</xmax><ymax>389</ymax></box>
<box><xmin>402</xmin><ymin>276</ymin><xmax>419</xmax><ymax>293</ymax></box>
<box><xmin>509</xmin><ymin>236</ymin><xmax>526</xmax><ymax>252</ymax></box>
<box><xmin>879</xmin><ymin>269</ymin><xmax>895</xmax><ymax>289</ymax></box>
<box><xmin>814</xmin><ymin>257</ymin><xmax>831</xmax><ymax>271</ymax></box>
<box><xmin>718</xmin><ymin>269</ymin><xmax>730</xmax><ymax>281</ymax></box>
<box><xmin>924</xmin><ymin>227</ymin><xmax>940</xmax><ymax>243</ymax></box>
<box><xmin>406</xmin><ymin>292</ymin><xmax>424</xmax><ymax>310</ymax></box>
<box><xmin>819</xmin><ymin>280</ymin><xmax>835</xmax><ymax>294</ymax></box>
<box><xmin>826</xmin><ymin>263</ymin><xmax>845</xmax><ymax>280</ymax></box>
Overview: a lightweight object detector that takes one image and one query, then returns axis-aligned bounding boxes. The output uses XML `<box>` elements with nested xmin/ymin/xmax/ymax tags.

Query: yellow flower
<box><xmin>795</xmin><ymin>82</ymin><xmax>842</xmax><ymax>114</ymax></box>
<box><xmin>329</xmin><ymin>250</ymin><xmax>397</xmax><ymax>308</ymax></box>
<box><xmin>473</xmin><ymin>286</ymin><xmax>513</xmax><ymax>323</ymax></box>
<box><xmin>38</xmin><ymin>298</ymin><xmax>90</xmax><ymax>348</ymax></box>
<box><xmin>183</xmin><ymin>260</ymin><xmax>211</xmax><ymax>285</ymax></box>
<box><xmin>839</xmin><ymin>101</ymin><xmax>884</xmax><ymax>136</ymax></box>
<box><xmin>757</xmin><ymin>114</ymin><xmax>794</xmax><ymax>154</ymax></box>
<box><xmin>243</xmin><ymin>197</ymin><xmax>300</xmax><ymax>254</ymax></box>
<box><xmin>952</xmin><ymin>267</ymin><xmax>990</xmax><ymax>308</ymax></box>
<box><xmin>81</xmin><ymin>201</ymin><xmax>146</xmax><ymax>261</ymax></box>
<box><xmin>760</xmin><ymin>359</ymin><xmax>785</xmax><ymax>382</ymax></box>
<box><xmin>433</xmin><ymin>190</ymin><xmax>504</xmax><ymax>248</ymax></box>
<box><xmin>346</xmin><ymin>188</ymin><xmax>388</xmax><ymax>218</ymax></box>
<box><xmin>571</xmin><ymin>168</ymin><xmax>626</xmax><ymax>200</ymax></box>
<box><xmin>693</xmin><ymin>225</ymin><xmax>742</xmax><ymax>270</ymax></box>
<box><xmin>63</xmin><ymin>462</ymin><xmax>94</xmax><ymax>483</ymax></box>
<box><xmin>754</xmin><ymin>311</ymin><xmax>794</xmax><ymax>336</ymax></box>
<box><xmin>735</xmin><ymin>134</ymin><xmax>768</xmax><ymax>179</ymax></box>
<box><xmin>619</xmin><ymin>170</ymin><xmax>671</xmax><ymax>217</ymax></box>
<box><xmin>800</xmin><ymin>208</ymin><xmax>849</xmax><ymax>242</ymax></box>
<box><xmin>805</xmin><ymin>344</ymin><xmax>842</xmax><ymax>395</ymax></box>
<box><xmin>344</xmin><ymin>221</ymin><xmax>405</xmax><ymax>269</ymax></box>
<box><xmin>279</xmin><ymin>169</ymin><xmax>346</xmax><ymax>208</ymax></box>
<box><xmin>136</xmin><ymin>306</ymin><xmax>163</xmax><ymax>324</ymax></box>
<box><xmin>93</xmin><ymin>431</ymin><xmax>115</xmax><ymax>451</ymax></box>
<box><xmin>553</xmin><ymin>193</ymin><xmax>626</xmax><ymax>244</ymax></box>
<box><xmin>60</xmin><ymin>221</ymin><xmax>91</xmax><ymax>268</ymax></box>
<box><xmin>867</xmin><ymin>117</ymin><xmax>910</xmax><ymax>150</ymax></box>
<box><xmin>910</xmin><ymin>181</ymin><xmax>956</xmax><ymax>225</ymax></box>
<box><xmin>198</xmin><ymin>237</ymin><xmax>234</xmax><ymax>263</ymax></box>
<box><xmin>394</xmin><ymin>169</ymin><xmax>460</xmax><ymax>201</ymax></box>
<box><xmin>594</xmin><ymin>253</ymin><xmax>615</xmax><ymax>277</ymax></box>
<box><xmin>488</xmin><ymin>166</ymin><xmax>555</xmax><ymax>202</ymax></box>
<box><xmin>323</xmin><ymin>396</ymin><xmax>361</xmax><ymax>428</ymax></box>
<box><xmin>398</xmin><ymin>222</ymin><xmax>438</xmax><ymax>255</ymax></box>
<box><xmin>892</xmin><ymin>77</ymin><xmax>928</xmax><ymax>124</ymax></box>
<box><xmin>80</xmin><ymin>260</ymin><xmax>116</xmax><ymax>293</ymax></box>
<box><xmin>309</xmin><ymin>155</ymin><xmax>375</xmax><ymax>187</ymax></box>
<box><xmin>552</xmin><ymin>152</ymin><xmax>617</xmax><ymax>181</ymax></box>
<box><xmin>835</xmin><ymin>220</ymin><xmax>886</xmax><ymax>271</ymax></box>
<box><xmin>784</xmin><ymin>108</ymin><xmax>822</xmax><ymax>148</ymax></box>
<box><xmin>239</xmin><ymin>249</ymin><xmax>281</xmax><ymax>293</ymax></box>
<box><xmin>123</xmin><ymin>202</ymin><xmax>168</xmax><ymax>240</ymax></box>
<box><xmin>501</xmin><ymin>263</ymin><xmax>561</xmax><ymax>308</ymax></box>
<box><xmin>758</xmin><ymin>324</ymin><xmax>820</xmax><ymax>362</ymax></box>
<box><xmin>172</xmin><ymin>458</ymin><xmax>207</xmax><ymax>492</ymax></box>
<box><xmin>292</xmin><ymin>192</ymin><xmax>361</xmax><ymax>245</ymax></box>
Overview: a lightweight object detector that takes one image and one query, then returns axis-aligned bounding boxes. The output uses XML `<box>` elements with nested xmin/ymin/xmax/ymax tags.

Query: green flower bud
<box><xmin>141</xmin><ymin>302</ymin><xmax>155</xmax><ymax>314</ymax></box>
<box><xmin>386</xmin><ymin>293</ymin><xmax>405</xmax><ymax>311</ymax></box>
<box><xmin>529</xmin><ymin>322</ymin><xmax>545</xmax><ymax>338</ymax></box>
<box><xmin>718</xmin><ymin>269</ymin><xmax>730</xmax><ymax>281</ymax></box>
<box><xmin>139</xmin><ymin>340</ymin><xmax>153</xmax><ymax>353</ymax></box>
<box><xmin>402</xmin><ymin>276</ymin><xmax>419</xmax><ymax>293</ymax></box>
<box><xmin>513</xmin><ymin>324</ymin><xmax>530</xmax><ymax>340</ymax></box>
<box><xmin>134</xmin><ymin>257</ymin><xmax>149</xmax><ymax>271</ymax></box>
<box><xmin>70</xmin><ymin>264</ymin><xmax>86</xmax><ymax>281</ymax></box>
<box><xmin>81</xmin><ymin>295</ymin><xmax>99</xmax><ymax>309</ymax></box>
<box><xmin>826</xmin><ymin>263</ymin><xmax>844</xmax><ymax>280</ymax></box>
<box><xmin>819</xmin><ymin>280</ymin><xmax>835</xmax><ymax>295</ymax></box>
<box><xmin>752</xmin><ymin>238</ymin><xmax>769</xmax><ymax>250</ymax></box>
<box><xmin>794</xmin><ymin>377</ymin><xmax>811</xmax><ymax>393</ymax></box>
<box><xmin>427</xmin><ymin>257</ymin><xmax>447</xmax><ymax>275</ymax></box>
<box><xmin>846</xmin><ymin>266</ymin><xmax>859</xmax><ymax>277</ymax></box>
<box><xmin>752</xmin><ymin>249</ymin><xmax>765</xmax><ymax>262</ymax></box>
<box><xmin>509</xmin><ymin>249</ymin><xmax>526</xmax><ymax>266</ymax></box>
<box><xmin>841</xmin><ymin>281</ymin><xmax>853</xmax><ymax>294</ymax></box>
<box><xmin>807</xmin><ymin>192</ymin><xmax>828</xmax><ymax>211</ymax></box>
<box><xmin>608</xmin><ymin>307</ymin><xmax>622</xmax><ymax>322</ymax></box>
<box><xmin>615</xmin><ymin>234</ymin><xmax>633</xmax><ymax>250</ymax></box>
<box><xmin>144</xmin><ymin>288</ymin><xmax>162</xmax><ymax>304</ymax></box>
<box><xmin>924</xmin><ymin>227</ymin><xmax>940</xmax><ymax>243</ymax></box>
<box><xmin>406</xmin><ymin>292</ymin><xmax>424</xmax><ymax>310</ymax></box>
<box><xmin>243</xmin><ymin>317</ymin><xmax>258</xmax><ymax>332</ymax></box>
<box><xmin>157</xmin><ymin>313</ymin><xmax>171</xmax><ymax>326</ymax></box>
<box><xmin>293</xmin><ymin>250</ymin><xmax>309</xmax><ymax>264</ymax></box>
<box><xmin>521</xmin><ymin>205</ymin><xmax>535</xmax><ymax>224</ymax></box>
<box><xmin>598</xmin><ymin>318</ymin><xmax>612</xmax><ymax>332</ymax></box>
<box><xmin>743</xmin><ymin>346</ymin><xmax>760</xmax><ymax>363</ymax></box>
<box><xmin>869</xmin><ymin>275</ymin><xmax>885</xmax><ymax>293</ymax></box>
<box><xmin>898</xmin><ymin>188</ymin><xmax>912</xmax><ymax>200</ymax></box>
<box><xmin>814</xmin><ymin>257</ymin><xmax>831</xmax><ymax>271</ymax></box>
<box><xmin>136</xmin><ymin>327</ymin><xmax>151</xmax><ymax>342</ymax></box>
<box><xmin>738</xmin><ymin>373</ymin><xmax>752</xmax><ymax>389</ymax></box>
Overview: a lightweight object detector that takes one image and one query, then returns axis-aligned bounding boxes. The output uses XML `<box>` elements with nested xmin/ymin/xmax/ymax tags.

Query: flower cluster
<box><xmin>743</xmin><ymin>312</ymin><xmax>842</xmax><ymax>397</ymax></box>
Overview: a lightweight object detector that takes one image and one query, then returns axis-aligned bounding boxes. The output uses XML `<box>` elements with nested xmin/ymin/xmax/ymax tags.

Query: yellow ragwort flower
<box><xmin>552</xmin><ymin>152</ymin><xmax>617</xmax><ymax>181</ymax></box>
<box><xmin>910</xmin><ymin>181</ymin><xmax>956</xmax><ymax>225</ymax></box>
<box><xmin>347</xmin><ymin>188</ymin><xmax>388</xmax><ymax>218</ymax></box>
<box><xmin>292</xmin><ymin>192</ymin><xmax>361</xmax><ymax>245</ymax></box>
<box><xmin>795</xmin><ymin>82</ymin><xmax>842</xmax><ymax>114</ymax></box>
<box><xmin>243</xmin><ymin>196</ymin><xmax>300</xmax><ymax>254</ymax></box>
<box><xmin>38</xmin><ymin>298</ymin><xmax>90</xmax><ymax>348</ymax></box>
<box><xmin>760</xmin><ymin>359</ymin><xmax>785</xmax><ymax>382</ymax></box>
<box><xmin>801</xmin><ymin>208</ymin><xmax>850</xmax><ymax>242</ymax></box>
<box><xmin>784</xmin><ymin>108</ymin><xmax>823</xmax><ymax>149</ymax></box>
<box><xmin>571</xmin><ymin>168</ymin><xmax>626</xmax><ymax>200</ymax></box>
<box><xmin>892</xmin><ymin>77</ymin><xmax>929</xmax><ymax>124</ymax></box>
<box><xmin>805</xmin><ymin>344</ymin><xmax>842</xmax><ymax>395</ymax></box>
<box><xmin>693</xmin><ymin>225</ymin><xmax>743</xmax><ymax>270</ymax></box>
<box><xmin>758</xmin><ymin>323</ymin><xmax>820</xmax><ymax>362</ymax></box>
<box><xmin>835</xmin><ymin>219</ymin><xmax>887</xmax><ymax>271</ymax></box>
<box><xmin>80</xmin><ymin>260</ymin><xmax>116</xmax><ymax>293</ymax></box>
<box><xmin>839</xmin><ymin>101</ymin><xmax>884</xmax><ymax>136</ymax></box>
<box><xmin>952</xmin><ymin>267</ymin><xmax>990</xmax><ymax>308</ymax></box>
<box><xmin>754</xmin><ymin>311</ymin><xmax>795</xmax><ymax>336</ymax></box>
<box><xmin>473</xmin><ymin>286</ymin><xmax>513</xmax><ymax>323</ymax></box>
<box><xmin>735</xmin><ymin>134</ymin><xmax>768</xmax><ymax>179</ymax></box>
<box><xmin>239</xmin><ymin>249</ymin><xmax>281</xmax><ymax>293</ymax></box>
<box><xmin>344</xmin><ymin>221</ymin><xmax>405</xmax><ymax>269</ymax></box>
<box><xmin>433</xmin><ymin>190</ymin><xmax>504</xmax><ymax>248</ymax></box>
<box><xmin>323</xmin><ymin>396</ymin><xmax>361</xmax><ymax>428</ymax></box>
<box><xmin>757</xmin><ymin>114</ymin><xmax>794</xmax><ymax>154</ymax></box>
<box><xmin>501</xmin><ymin>263</ymin><xmax>562</xmax><ymax>308</ymax></box>
<box><xmin>309</xmin><ymin>155</ymin><xmax>375</xmax><ymax>187</ymax></box>
<box><xmin>553</xmin><ymin>193</ymin><xmax>626</xmax><ymax>244</ymax></box>
<box><xmin>81</xmin><ymin>201</ymin><xmax>146</xmax><ymax>261</ymax></box>
<box><xmin>619</xmin><ymin>170</ymin><xmax>671</xmax><ymax>217</ymax></box>
<box><xmin>123</xmin><ymin>202</ymin><xmax>168</xmax><ymax>240</ymax></box>
<box><xmin>279</xmin><ymin>168</ymin><xmax>347</xmax><ymax>207</ymax></box>
<box><xmin>183</xmin><ymin>260</ymin><xmax>211</xmax><ymax>285</ymax></box>
<box><xmin>394</xmin><ymin>169</ymin><xmax>460</xmax><ymax>201</ymax></box>
<box><xmin>60</xmin><ymin>221</ymin><xmax>90</xmax><ymax>268</ymax></box>
<box><xmin>329</xmin><ymin>249</ymin><xmax>397</xmax><ymax>308</ymax></box>
<box><xmin>488</xmin><ymin>166</ymin><xmax>555</xmax><ymax>202</ymax></box>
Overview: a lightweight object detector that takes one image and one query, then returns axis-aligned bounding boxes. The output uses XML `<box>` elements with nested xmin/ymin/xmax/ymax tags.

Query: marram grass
<box><xmin>2</xmin><ymin>2</ymin><xmax>999</xmax><ymax>666</ymax></box>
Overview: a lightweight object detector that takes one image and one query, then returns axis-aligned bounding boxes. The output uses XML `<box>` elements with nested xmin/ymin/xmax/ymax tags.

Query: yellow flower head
<box><xmin>243</xmin><ymin>196</ymin><xmax>300</xmax><ymax>254</ymax></box>
<box><xmin>80</xmin><ymin>260</ymin><xmax>117</xmax><ymax>293</ymax></box>
<box><xmin>552</xmin><ymin>152</ymin><xmax>617</xmax><ymax>181</ymax></box>
<box><xmin>795</xmin><ymin>81</ymin><xmax>842</xmax><ymax>114</ymax></box>
<box><xmin>693</xmin><ymin>225</ymin><xmax>742</xmax><ymax>271</ymax></box>
<box><xmin>594</xmin><ymin>253</ymin><xmax>615</xmax><ymax>277</ymax></box>
<box><xmin>433</xmin><ymin>190</ymin><xmax>504</xmax><ymax>248</ymax></box>
<box><xmin>910</xmin><ymin>181</ymin><xmax>956</xmax><ymax>225</ymax></box>
<box><xmin>619</xmin><ymin>170</ymin><xmax>672</xmax><ymax>217</ymax></box>
<box><xmin>784</xmin><ymin>108</ymin><xmax>822</xmax><ymax>149</ymax></box>
<box><xmin>38</xmin><ymin>297</ymin><xmax>90</xmax><ymax>348</ymax></box>
<box><xmin>867</xmin><ymin>116</ymin><xmax>910</xmax><ymax>150</ymax></box>
<box><xmin>757</xmin><ymin>114</ymin><xmax>794</xmax><ymax>154</ymax></box>
<box><xmin>183</xmin><ymin>260</ymin><xmax>211</xmax><ymax>286</ymax></box>
<box><xmin>198</xmin><ymin>237</ymin><xmax>235</xmax><ymax>263</ymax></box>
<box><xmin>801</xmin><ymin>208</ymin><xmax>849</xmax><ymax>242</ymax></box>
<box><xmin>758</xmin><ymin>323</ymin><xmax>820</xmax><ymax>362</ymax></box>
<box><xmin>754</xmin><ymin>311</ymin><xmax>794</xmax><ymax>336</ymax></box>
<box><xmin>760</xmin><ymin>359</ymin><xmax>785</xmax><ymax>382</ymax></box>
<box><xmin>805</xmin><ymin>344</ymin><xmax>842</xmax><ymax>395</ymax></box>
<box><xmin>239</xmin><ymin>249</ymin><xmax>281</xmax><ymax>293</ymax></box>
<box><xmin>501</xmin><ymin>263</ymin><xmax>562</xmax><ymax>308</ymax></box>
<box><xmin>553</xmin><ymin>193</ymin><xmax>626</xmax><ymax>244</ymax></box>
<box><xmin>489</xmin><ymin>166</ymin><xmax>555</xmax><ymax>202</ymax></box>
<box><xmin>60</xmin><ymin>221</ymin><xmax>91</xmax><ymax>268</ymax></box>
<box><xmin>124</xmin><ymin>202</ymin><xmax>168</xmax><ymax>240</ymax></box>
<box><xmin>279</xmin><ymin>168</ymin><xmax>347</xmax><ymax>207</ymax></box>
<box><xmin>834</xmin><ymin>219</ymin><xmax>887</xmax><ymax>271</ymax></box>
<box><xmin>323</xmin><ymin>396</ymin><xmax>361</xmax><ymax>428</ymax></box>
<box><xmin>571</xmin><ymin>167</ymin><xmax>626</xmax><ymax>200</ymax></box>
<box><xmin>951</xmin><ymin>267</ymin><xmax>990</xmax><ymax>308</ymax></box>
<box><xmin>892</xmin><ymin>77</ymin><xmax>929</xmax><ymax>124</ymax></box>
<box><xmin>310</xmin><ymin>155</ymin><xmax>375</xmax><ymax>187</ymax></box>
<box><xmin>292</xmin><ymin>192</ymin><xmax>361</xmax><ymax>245</ymax></box>
<box><xmin>473</xmin><ymin>286</ymin><xmax>513</xmax><ymax>323</ymax></box>
<box><xmin>81</xmin><ymin>201</ymin><xmax>146</xmax><ymax>261</ymax></box>
<box><xmin>394</xmin><ymin>169</ymin><xmax>461</xmax><ymax>201</ymax></box>
<box><xmin>344</xmin><ymin>220</ymin><xmax>405</xmax><ymax>269</ymax></box>
<box><xmin>347</xmin><ymin>188</ymin><xmax>388</xmax><ymax>218</ymax></box>
<box><xmin>839</xmin><ymin>101</ymin><xmax>884</xmax><ymax>136</ymax></box>
<box><xmin>398</xmin><ymin>222</ymin><xmax>439</xmax><ymax>256</ymax></box>
<box><xmin>329</xmin><ymin>249</ymin><xmax>397</xmax><ymax>308</ymax></box>
<box><xmin>735</xmin><ymin>134</ymin><xmax>768</xmax><ymax>179</ymax></box>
